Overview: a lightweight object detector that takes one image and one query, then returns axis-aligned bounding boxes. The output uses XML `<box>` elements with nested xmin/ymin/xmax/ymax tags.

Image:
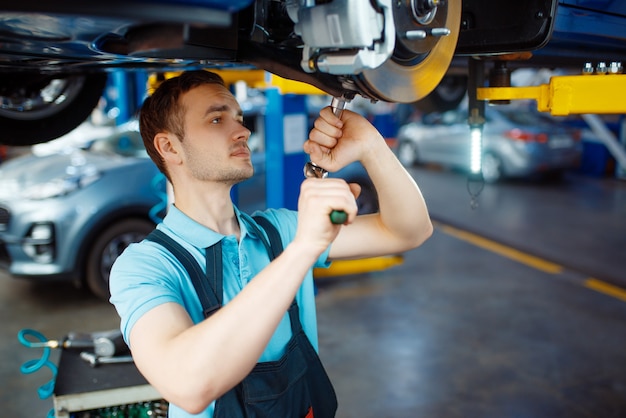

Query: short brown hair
<box><xmin>139</xmin><ymin>70</ymin><xmax>226</xmax><ymax>181</ymax></box>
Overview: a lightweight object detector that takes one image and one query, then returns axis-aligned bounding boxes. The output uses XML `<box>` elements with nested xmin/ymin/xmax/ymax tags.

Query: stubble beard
<box><xmin>187</xmin><ymin>153</ymin><xmax>253</xmax><ymax>185</ymax></box>
<box><xmin>181</xmin><ymin>137</ymin><xmax>254</xmax><ymax>184</ymax></box>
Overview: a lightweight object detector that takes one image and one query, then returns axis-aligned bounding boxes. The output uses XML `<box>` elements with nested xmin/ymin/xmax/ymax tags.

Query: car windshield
<box><xmin>89</xmin><ymin>130</ymin><xmax>148</xmax><ymax>158</ymax></box>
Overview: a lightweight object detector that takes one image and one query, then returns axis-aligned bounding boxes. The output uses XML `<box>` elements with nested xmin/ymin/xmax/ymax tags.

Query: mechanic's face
<box><xmin>179</xmin><ymin>83</ymin><xmax>253</xmax><ymax>184</ymax></box>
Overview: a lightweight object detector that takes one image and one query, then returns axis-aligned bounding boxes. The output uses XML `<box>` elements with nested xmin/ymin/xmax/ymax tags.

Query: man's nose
<box><xmin>234</xmin><ymin>124</ymin><xmax>251</xmax><ymax>141</ymax></box>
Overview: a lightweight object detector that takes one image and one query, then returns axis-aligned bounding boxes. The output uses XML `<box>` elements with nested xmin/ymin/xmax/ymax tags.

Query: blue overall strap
<box><xmin>251</xmin><ymin>216</ymin><xmax>302</xmax><ymax>330</ymax></box>
<box><xmin>251</xmin><ymin>215</ymin><xmax>284</xmax><ymax>258</ymax></box>
<box><xmin>144</xmin><ymin>216</ymin><xmax>283</xmax><ymax>319</ymax></box>
<box><xmin>145</xmin><ymin>229</ymin><xmax>222</xmax><ymax>318</ymax></box>
<box><xmin>206</xmin><ymin>243</ymin><xmax>223</xmax><ymax>312</ymax></box>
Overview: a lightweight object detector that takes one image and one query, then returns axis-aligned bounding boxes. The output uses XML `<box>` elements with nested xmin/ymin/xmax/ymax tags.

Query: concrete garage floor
<box><xmin>317</xmin><ymin>168</ymin><xmax>626</xmax><ymax>418</ymax></box>
<box><xmin>1</xmin><ymin>167</ymin><xmax>626</xmax><ymax>417</ymax></box>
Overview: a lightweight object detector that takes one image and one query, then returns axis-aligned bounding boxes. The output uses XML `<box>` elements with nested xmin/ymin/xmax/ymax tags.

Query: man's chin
<box><xmin>233</xmin><ymin>169</ymin><xmax>254</xmax><ymax>183</ymax></box>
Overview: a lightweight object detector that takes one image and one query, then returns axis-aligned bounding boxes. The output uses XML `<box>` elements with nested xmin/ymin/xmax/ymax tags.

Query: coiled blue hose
<box><xmin>17</xmin><ymin>329</ymin><xmax>58</xmax><ymax>401</ymax></box>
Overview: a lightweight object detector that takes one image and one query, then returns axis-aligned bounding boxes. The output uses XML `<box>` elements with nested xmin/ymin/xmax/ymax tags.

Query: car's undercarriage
<box><xmin>1</xmin><ymin>0</ymin><xmax>626</xmax><ymax>145</ymax></box>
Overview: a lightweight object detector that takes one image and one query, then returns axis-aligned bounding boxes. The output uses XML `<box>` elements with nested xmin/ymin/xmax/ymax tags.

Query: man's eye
<box><xmin>211</xmin><ymin>117</ymin><xmax>221</xmax><ymax>124</ymax></box>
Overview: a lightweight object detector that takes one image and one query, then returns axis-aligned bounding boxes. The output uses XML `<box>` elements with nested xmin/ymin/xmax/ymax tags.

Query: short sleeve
<box><xmin>109</xmin><ymin>241</ymin><xmax>196</xmax><ymax>346</ymax></box>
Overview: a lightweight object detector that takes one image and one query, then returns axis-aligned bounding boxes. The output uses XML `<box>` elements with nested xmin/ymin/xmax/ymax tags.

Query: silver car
<box><xmin>396</xmin><ymin>103</ymin><xmax>583</xmax><ymax>183</ymax></box>
<box><xmin>0</xmin><ymin>121</ymin><xmax>166</xmax><ymax>300</ymax></box>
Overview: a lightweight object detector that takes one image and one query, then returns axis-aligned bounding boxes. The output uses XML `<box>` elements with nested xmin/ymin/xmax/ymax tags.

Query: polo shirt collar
<box><xmin>162</xmin><ymin>205</ymin><xmax>259</xmax><ymax>248</ymax></box>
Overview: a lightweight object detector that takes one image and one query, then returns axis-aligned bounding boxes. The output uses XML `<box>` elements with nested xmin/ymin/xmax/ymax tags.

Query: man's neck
<box><xmin>173</xmin><ymin>187</ymin><xmax>240</xmax><ymax>238</ymax></box>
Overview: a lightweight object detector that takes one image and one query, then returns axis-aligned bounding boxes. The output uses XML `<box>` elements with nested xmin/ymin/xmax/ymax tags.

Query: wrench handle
<box><xmin>328</xmin><ymin>97</ymin><xmax>348</xmax><ymax>224</ymax></box>
<box><xmin>303</xmin><ymin>97</ymin><xmax>350</xmax><ymax>224</ymax></box>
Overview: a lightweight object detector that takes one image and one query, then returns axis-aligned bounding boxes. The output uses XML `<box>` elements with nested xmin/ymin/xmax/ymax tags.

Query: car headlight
<box><xmin>21</xmin><ymin>166</ymin><xmax>101</xmax><ymax>200</ymax></box>
<box><xmin>22</xmin><ymin>222</ymin><xmax>55</xmax><ymax>262</ymax></box>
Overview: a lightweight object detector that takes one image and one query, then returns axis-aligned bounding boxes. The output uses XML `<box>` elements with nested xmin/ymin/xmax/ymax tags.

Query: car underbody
<box><xmin>1</xmin><ymin>0</ymin><xmax>626</xmax><ymax>145</ymax></box>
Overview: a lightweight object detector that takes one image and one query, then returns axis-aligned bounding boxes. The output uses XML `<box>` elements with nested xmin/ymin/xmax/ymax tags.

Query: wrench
<box><xmin>304</xmin><ymin>97</ymin><xmax>349</xmax><ymax>224</ymax></box>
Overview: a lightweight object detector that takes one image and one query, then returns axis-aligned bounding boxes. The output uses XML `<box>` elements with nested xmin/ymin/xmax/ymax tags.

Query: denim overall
<box><xmin>146</xmin><ymin>215</ymin><xmax>338</xmax><ymax>418</ymax></box>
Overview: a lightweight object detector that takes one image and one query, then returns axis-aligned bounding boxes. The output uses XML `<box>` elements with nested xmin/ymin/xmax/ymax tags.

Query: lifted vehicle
<box><xmin>0</xmin><ymin>0</ymin><xmax>625</xmax><ymax>146</ymax></box>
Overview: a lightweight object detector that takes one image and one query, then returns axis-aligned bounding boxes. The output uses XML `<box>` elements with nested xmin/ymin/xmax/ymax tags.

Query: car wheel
<box><xmin>85</xmin><ymin>218</ymin><xmax>155</xmax><ymax>301</ymax></box>
<box><xmin>0</xmin><ymin>73</ymin><xmax>108</xmax><ymax>146</ymax></box>
<box><xmin>397</xmin><ymin>140</ymin><xmax>419</xmax><ymax>167</ymax></box>
<box><xmin>481</xmin><ymin>152</ymin><xmax>504</xmax><ymax>183</ymax></box>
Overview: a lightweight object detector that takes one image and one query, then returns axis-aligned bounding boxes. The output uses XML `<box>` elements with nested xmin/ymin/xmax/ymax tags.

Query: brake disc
<box><xmin>354</xmin><ymin>0</ymin><xmax>461</xmax><ymax>103</ymax></box>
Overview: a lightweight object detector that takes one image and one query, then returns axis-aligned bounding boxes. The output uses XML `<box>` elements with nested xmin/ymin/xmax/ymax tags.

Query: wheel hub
<box><xmin>411</xmin><ymin>0</ymin><xmax>439</xmax><ymax>25</ymax></box>
<box><xmin>355</xmin><ymin>0</ymin><xmax>461</xmax><ymax>103</ymax></box>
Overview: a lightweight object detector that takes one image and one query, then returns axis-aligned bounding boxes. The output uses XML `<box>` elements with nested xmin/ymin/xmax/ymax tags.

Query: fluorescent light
<box><xmin>470</xmin><ymin>126</ymin><xmax>483</xmax><ymax>174</ymax></box>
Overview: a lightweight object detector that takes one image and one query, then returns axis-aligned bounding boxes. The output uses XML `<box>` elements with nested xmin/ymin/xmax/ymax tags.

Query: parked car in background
<box><xmin>0</xmin><ymin>121</ymin><xmax>165</xmax><ymax>300</ymax></box>
<box><xmin>396</xmin><ymin>102</ymin><xmax>583</xmax><ymax>183</ymax></box>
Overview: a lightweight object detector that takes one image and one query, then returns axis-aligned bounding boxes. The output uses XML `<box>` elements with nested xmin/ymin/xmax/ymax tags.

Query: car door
<box><xmin>420</xmin><ymin>110</ymin><xmax>472</xmax><ymax>169</ymax></box>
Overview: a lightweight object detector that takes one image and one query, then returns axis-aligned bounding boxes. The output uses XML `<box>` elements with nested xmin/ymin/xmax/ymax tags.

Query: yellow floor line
<box><xmin>585</xmin><ymin>278</ymin><xmax>626</xmax><ymax>302</ymax></box>
<box><xmin>437</xmin><ymin>223</ymin><xmax>563</xmax><ymax>274</ymax></box>
<box><xmin>436</xmin><ymin>222</ymin><xmax>626</xmax><ymax>303</ymax></box>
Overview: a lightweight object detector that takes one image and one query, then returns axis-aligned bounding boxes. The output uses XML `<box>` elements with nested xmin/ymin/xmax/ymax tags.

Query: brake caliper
<box><xmin>288</xmin><ymin>0</ymin><xmax>395</xmax><ymax>75</ymax></box>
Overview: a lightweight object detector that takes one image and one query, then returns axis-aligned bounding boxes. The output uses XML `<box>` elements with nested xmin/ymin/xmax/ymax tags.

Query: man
<box><xmin>110</xmin><ymin>70</ymin><xmax>432</xmax><ymax>417</ymax></box>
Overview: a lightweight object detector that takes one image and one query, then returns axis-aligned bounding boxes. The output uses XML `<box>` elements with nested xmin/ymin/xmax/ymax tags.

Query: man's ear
<box><xmin>154</xmin><ymin>132</ymin><xmax>182</xmax><ymax>165</ymax></box>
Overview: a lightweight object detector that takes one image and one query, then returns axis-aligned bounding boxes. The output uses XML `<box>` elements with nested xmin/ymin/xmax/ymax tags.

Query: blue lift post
<box><xmin>108</xmin><ymin>71</ymin><xmax>149</xmax><ymax>125</ymax></box>
<box><xmin>264</xmin><ymin>88</ymin><xmax>309</xmax><ymax>210</ymax></box>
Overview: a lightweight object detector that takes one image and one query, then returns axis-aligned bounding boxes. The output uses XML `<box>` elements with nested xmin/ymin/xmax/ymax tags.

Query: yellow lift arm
<box><xmin>477</xmin><ymin>72</ymin><xmax>626</xmax><ymax>116</ymax></box>
<box><xmin>476</xmin><ymin>66</ymin><xmax>626</xmax><ymax>171</ymax></box>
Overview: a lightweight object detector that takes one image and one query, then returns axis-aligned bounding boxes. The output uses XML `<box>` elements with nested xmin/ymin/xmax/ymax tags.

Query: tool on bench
<box><xmin>23</xmin><ymin>329</ymin><xmax>128</xmax><ymax>356</ymax></box>
<box><xmin>80</xmin><ymin>351</ymin><xmax>134</xmax><ymax>367</ymax></box>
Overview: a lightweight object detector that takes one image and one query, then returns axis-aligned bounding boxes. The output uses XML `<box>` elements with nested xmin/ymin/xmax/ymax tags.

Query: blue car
<box><xmin>0</xmin><ymin>121</ymin><xmax>166</xmax><ymax>300</ymax></box>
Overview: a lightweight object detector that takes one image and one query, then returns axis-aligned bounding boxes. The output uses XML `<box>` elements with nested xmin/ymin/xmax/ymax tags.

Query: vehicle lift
<box><xmin>467</xmin><ymin>58</ymin><xmax>626</xmax><ymax>184</ymax></box>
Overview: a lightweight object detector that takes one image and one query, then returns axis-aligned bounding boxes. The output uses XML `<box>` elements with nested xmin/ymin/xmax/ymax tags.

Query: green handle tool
<box><xmin>303</xmin><ymin>97</ymin><xmax>348</xmax><ymax>224</ymax></box>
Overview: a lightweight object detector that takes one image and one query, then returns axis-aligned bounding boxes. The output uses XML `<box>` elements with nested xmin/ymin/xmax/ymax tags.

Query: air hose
<box><xmin>17</xmin><ymin>328</ymin><xmax>58</xmax><ymax>400</ymax></box>
<box><xmin>18</xmin><ymin>328</ymin><xmax>58</xmax><ymax>417</ymax></box>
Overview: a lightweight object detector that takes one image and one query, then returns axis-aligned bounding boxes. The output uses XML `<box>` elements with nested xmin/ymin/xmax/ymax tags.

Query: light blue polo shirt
<box><xmin>109</xmin><ymin>205</ymin><xmax>330</xmax><ymax>418</ymax></box>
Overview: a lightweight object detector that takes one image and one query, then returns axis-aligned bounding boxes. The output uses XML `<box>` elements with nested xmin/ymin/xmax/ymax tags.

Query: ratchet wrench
<box><xmin>304</xmin><ymin>97</ymin><xmax>349</xmax><ymax>224</ymax></box>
